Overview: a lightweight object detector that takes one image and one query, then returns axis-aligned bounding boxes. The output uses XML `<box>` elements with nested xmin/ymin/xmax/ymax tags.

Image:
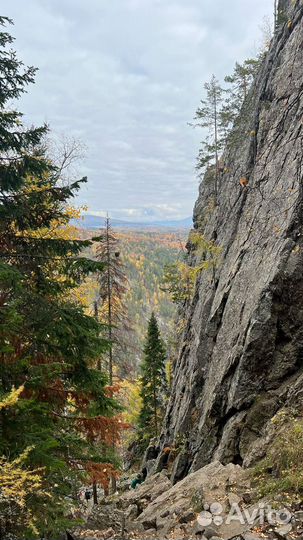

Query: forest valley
<box><xmin>1</xmin><ymin>2</ymin><xmax>302</xmax><ymax>539</ymax></box>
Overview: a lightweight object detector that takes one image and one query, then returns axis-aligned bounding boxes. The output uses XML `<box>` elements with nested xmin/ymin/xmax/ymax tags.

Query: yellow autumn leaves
<box><xmin>0</xmin><ymin>385</ymin><xmax>24</xmax><ymax>411</ymax></box>
<box><xmin>0</xmin><ymin>389</ymin><xmax>48</xmax><ymax>535</ymax></box>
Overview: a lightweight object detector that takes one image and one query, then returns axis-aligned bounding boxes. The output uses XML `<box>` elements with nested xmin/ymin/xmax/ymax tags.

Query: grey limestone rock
<box><xmin>158</xmin><ymin>0</ymin><xmax>303</xmax><ymax>474</ymax></box>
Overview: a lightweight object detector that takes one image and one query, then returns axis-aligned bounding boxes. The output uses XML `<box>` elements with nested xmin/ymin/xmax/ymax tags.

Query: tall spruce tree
<box><xmin>0</xmin><ymin>17</ymin><xmax>123</xmax><ymax>538</ymax></box>
<box><xmin>95</xmin><ymin>217</ymin><xmax>129</xmax><ymax>382</ymax></box>
<box><xmin>194</xmin><ymin>75</ymin><xmax>225</xmax><ymax>199</ymax></box>
<box><xmin>94</xmin><ymin>217</ymin><xmax>130</xmax><ymax>495</ymax></box>
<box><xmin>138</xmin><ymin>313</ymin><xmax>167</xmax><ymax>442</ymax></box>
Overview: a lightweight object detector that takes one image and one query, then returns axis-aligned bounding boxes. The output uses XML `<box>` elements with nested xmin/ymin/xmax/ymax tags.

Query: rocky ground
<box><xmin>72</xmin><ymin>461</ymin><xmax>303</xmax><ymax>540</ymax></box>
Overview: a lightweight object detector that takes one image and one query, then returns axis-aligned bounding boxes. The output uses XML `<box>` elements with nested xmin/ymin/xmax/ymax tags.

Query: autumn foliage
<box><xmin>0</xmin><ymin>17</ymin><xmax>126</xmax><ymax>538</ymax></box>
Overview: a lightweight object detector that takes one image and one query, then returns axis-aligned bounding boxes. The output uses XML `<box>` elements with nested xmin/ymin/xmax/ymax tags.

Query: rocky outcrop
<box><xmin>137</xmin><ymin>462</ymin><xmax>251</xmax><ymax>539</ymax></box>
<box><xmin>76</xmin><ymin>463</ymin><xmax>303</xmax><ymax>540</ymax></box>
<box><xmin>76</xmin><ymin>504</ymin><xmax>125</xmax><ymax>538</ymax></box>
<box><xmin>159</xmin><ymin>0</ymin><xmax>303</xmax><ymax>474</ymax></box>
<box><xmin>121</xmin><ymin>472</ymin><xmax>172</xmax><ymax>512</ymax></box>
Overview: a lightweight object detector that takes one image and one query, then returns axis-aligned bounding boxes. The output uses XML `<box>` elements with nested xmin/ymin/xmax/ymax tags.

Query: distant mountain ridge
<box><xmin>73</xmin><ymin>214</ymin><xmax>192</xmax><ymax>229</ymax></box>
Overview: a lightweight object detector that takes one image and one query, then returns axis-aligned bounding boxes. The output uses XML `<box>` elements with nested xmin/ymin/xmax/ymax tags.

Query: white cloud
<box><xmin>2</xmin><ymin>0</ymin><xmax>274</xmax><ymax>221</ymax></box>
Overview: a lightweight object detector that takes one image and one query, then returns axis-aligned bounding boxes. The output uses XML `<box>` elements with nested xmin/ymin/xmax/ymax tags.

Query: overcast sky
<box><xmin>3</xmin><ymin>0</ymin><xmax>273</xmax><ymax>221</ymax></box>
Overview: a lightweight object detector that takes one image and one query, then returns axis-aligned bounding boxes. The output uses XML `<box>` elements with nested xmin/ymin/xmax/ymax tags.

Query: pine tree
<box><xmin>95</xmin><ymin>217</ymin><xmax>129</xmax><ymax>382</ymax></box>
<box><xmin>222</xmin><ymin>59</ymin><xmax>260</xmax><ymax>130</ymax></box>
<box><xmin>138</xmin><ymin>313</ymin><xmax>167</xmax><ymax>443</ymax></box>
<box><xmin>162</xmin><ymin>232</ymin><xmax>222</xmax><ymax>306</ymax></box>
<box><xmin>220</xmin><ymin>56</ymin><xmax>262</xmax><ymax>163</ymax></box>
<box><xmin>0</xmin><ymin>17</ymin><xmax>124</xmax><ymax>537</ymax></box>
<box><xmin>275</xmin><ymin>0</ymin><xmax>288</xmax><ymax>32</ymax></box>
<box><xmin>94</xmin><ymin>217</ymin><xmax>131</xmax><ymax>495</ymax></box>
<box><xmin>194</xmin><ymin>75</ymin><xmax>225</xmax><ymax>199</ymax></box>
<box><xmin>162</xmin><ymin>261</ymin><xmax>194</xmax><ymax>306</ymax></box>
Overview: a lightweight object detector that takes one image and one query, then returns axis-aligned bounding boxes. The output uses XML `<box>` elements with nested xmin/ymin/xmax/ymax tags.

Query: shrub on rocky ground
<box><xmin>253</xmin><ymin>410</ymin><xmax>303</xmax><ymax>503</ymax></box>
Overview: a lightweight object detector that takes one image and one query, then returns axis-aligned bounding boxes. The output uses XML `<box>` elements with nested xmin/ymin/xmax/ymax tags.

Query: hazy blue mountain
<box><xmin>73</xmin><ymin>214</ymin><xmax>192</xmax><ymax>229</ymax></box>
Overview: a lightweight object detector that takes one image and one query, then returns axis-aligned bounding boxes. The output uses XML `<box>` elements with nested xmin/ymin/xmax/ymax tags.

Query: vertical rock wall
<box><xmin>160</xmin><ymin>0</ymin><xmax>303</xmax><ymax>475</ymax></box>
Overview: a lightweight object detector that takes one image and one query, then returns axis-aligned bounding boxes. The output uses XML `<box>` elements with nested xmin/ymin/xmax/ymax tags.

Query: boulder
<box><xmin>125</xmin><ymin>503</ymin><xmax>138</xmax><ymax>519</ymax></box>
<box><xmin>137</xmin><ymin>461</ymin><xmax>251</xmax><ymax>539</ymax></box>
<box><xmin>120</xmin><ymin>471</ymin><xmax>172</xmax><ymax>510</ymax></box>
<box><xmin>274</xmin><ymin>524</ymin><xmax>293</xmax><ymax>539</ymax></box>
<box><xmin>85</xmin><ymin>505</ymin><xmax>124</xmax><ymax>533</ymax></box>
<box><xmin>141</xmin><ymin>517</ymin><xmax>157</xmax><ymax>530</ymax></box>
<box><xmin>179</xmin><ymin>509</ymin><xmax>196</xmax><ymax>523</ymax></box>
<box><xmin>243</xmin><ymin>534</ymin><xmax>266</xmax><ymax>540</ymax></box>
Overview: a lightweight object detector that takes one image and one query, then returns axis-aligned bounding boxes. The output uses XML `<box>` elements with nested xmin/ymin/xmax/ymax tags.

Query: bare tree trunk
<box><xmin>92</xmin><ymin>301</ymin><xmax>99</xmax><ymax>505</ymax></box>
<box><xmin>94</xmin><ymin>300</ymin><xmax>101</xmax><ymax>371</ymax></box>
<box><xmin>153</xmin><ymin>372</ymin><xmax>158</xmax><ymax>437</ymax></box>
<box><xmin>93</xmin><ymin>482</ymin><xmax>98</xmax><ymax>505</ymax></box>
<box><xmin>106</xmin><ymin>217</ymin><xmax>113</xmax><ymax>386</ymax></box>
<box><xmin>105</xmin><ymin>217</ymin><xmax>117</xmax><ymax>494</ymax></box>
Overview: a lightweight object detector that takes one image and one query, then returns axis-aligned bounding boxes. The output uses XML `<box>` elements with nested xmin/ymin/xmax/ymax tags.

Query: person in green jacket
<box><xmin>131</xmin><ymin>473</ymin><xmax>143</xmax><ymax>489</ymax></box>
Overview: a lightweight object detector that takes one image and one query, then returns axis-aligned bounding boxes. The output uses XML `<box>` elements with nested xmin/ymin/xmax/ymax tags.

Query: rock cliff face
<box><xmin>159</xmin><ymin>0</ymin><xmax>303</xmax><ymax>475</ymax></box>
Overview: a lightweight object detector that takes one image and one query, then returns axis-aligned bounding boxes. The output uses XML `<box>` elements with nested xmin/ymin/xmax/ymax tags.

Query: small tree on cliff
<box><xmin>194</xmin><ymin>75</ymin><xmax>225</xmax><ymax>198</ymax></box>
<box><xmin>223</xmin><ymin>59</ymin><xmax>260</xmax><ymax>125</ymax></box>
<box><xmin>221</xmin><ymin>56</ymin><xmax>261</xmax><ymax>155</ymax></box>
<box><xmin>138</xmin><ymin>313</ymin><xmax>167</xmax><ymax>442</ymax></box>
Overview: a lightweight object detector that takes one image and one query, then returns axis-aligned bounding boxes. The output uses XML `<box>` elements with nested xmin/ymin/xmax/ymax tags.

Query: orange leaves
<box><xmin>104</xmin><ymin>384</ymin><xmax>121</xmax><ymax>398</ymax></box>
<box><xmin>77</xmin><ymin>414</ymin><xmax>129</xmax><ymax>445</ymax></box>
<box><xmin>68</xmin><ymin>390</ymin><xmax>91</xmax><ymax>411</ymax></box>
<box><xmin>85</xmin><ymin>461</ymin><xmax>118</xmax><ymax>490</ymax></box>
<box><xmin>21</xmin><ymin>381</ymin><xmax>91</xmax><ymax>410</ymax></box>
<box><xmin>21</xmin><ymin>379</ymin><xmax>67</xmax><ymax>406</ymax></box>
